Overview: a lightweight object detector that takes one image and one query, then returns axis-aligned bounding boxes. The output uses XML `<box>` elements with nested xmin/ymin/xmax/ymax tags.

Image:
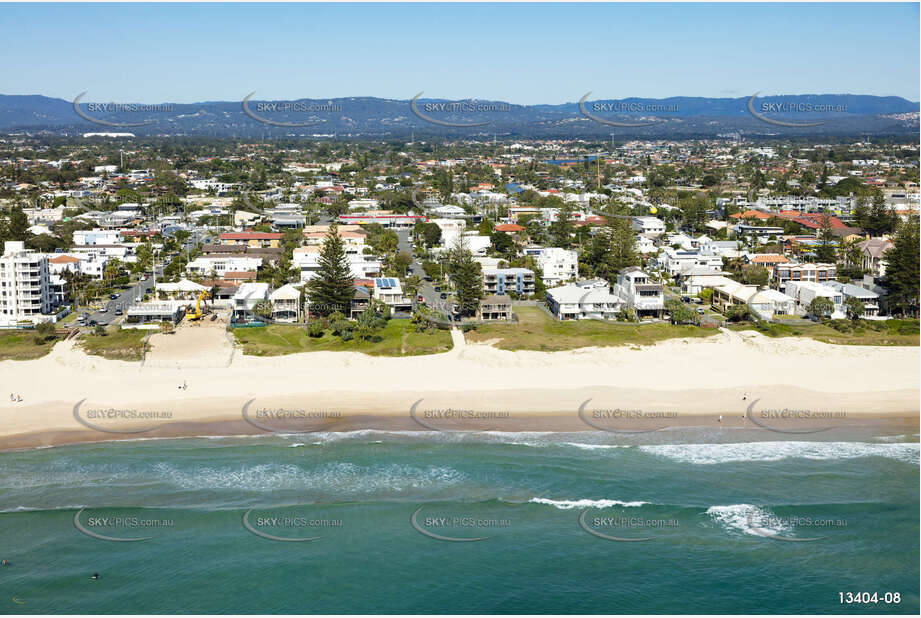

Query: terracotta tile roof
<box><xmin>49</xmin><ymin>255</ymin><xmax>81</xmax><ymax>264</ymax></box>
<box><xmin>730</xmin><ymin>210</ymin><xmax>772</xmax><ymax>219</ymax></box>
<box><xmin>223</xmin><ymin>271</ymin><xmax>257</xmax><ymax>280</ymax></box>
<box><xmin>750</xmin><ymin>254</ymin><xmax>789</xmax><ymax>264</ymax></box>
<box><xmin>220</xmin><ymin>232</ymin><xmax>283</xmax><ymax>240</ymax></box>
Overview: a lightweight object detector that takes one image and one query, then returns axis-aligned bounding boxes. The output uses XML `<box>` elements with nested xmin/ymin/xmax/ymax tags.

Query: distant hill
<box><xmin>0</xmin><ymin>93</ymin><xmax>917</xmax><ymax>138</ymax></box>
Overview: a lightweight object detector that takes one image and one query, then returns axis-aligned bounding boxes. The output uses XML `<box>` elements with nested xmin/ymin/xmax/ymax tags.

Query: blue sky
<box><xmin>2</xmin><ymin>2</ymin><xmax>918</xmax><ymax>103</ymax></box>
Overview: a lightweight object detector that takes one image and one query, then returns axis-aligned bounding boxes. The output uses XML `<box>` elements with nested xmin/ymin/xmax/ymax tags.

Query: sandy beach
<box><xmin>1</xmin><ymin>326</ymin><xmax>918</xmax><ymax>450</ymax></box>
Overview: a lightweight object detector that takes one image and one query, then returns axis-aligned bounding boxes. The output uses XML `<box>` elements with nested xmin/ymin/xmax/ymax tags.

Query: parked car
<box><xmin>434</xmin><ymin>286</ymin><xmax>441</xmax><ymax>292</ymax></box>
<box><xmin>99</xmin><ymin>306</ymin><xmax>108</xmax><ymax>313</ymax></box>
<box><xmin>697</xmin><ymin>308</ymin><xmax>706</xmax><ymax>315</ymax></box>
<box><xmin>114</xmin><ymin>308</ymin><xmax>123</xmax><ymax>316</ymax></box>
<box><xmin>88</xmin><ymin>320</ymin><xmax>98</xmax><ymax>327</ymax></box>
<box><xmin>440</xmin><ymin>293</ymin><xmax>447</xmax><ymax>299</ymax></box>
<box><xmin>417</xmin><ymin>295</ymin><xmax>424</xmax><ymax>302</ymax></box>
<box><xmin>109</xmin><ymin>293</ymin><xmax>118</xmax><ymax>300</ymax></box>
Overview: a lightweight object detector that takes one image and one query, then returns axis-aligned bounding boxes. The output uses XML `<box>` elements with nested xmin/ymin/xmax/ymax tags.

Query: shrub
<box><xmin>307</xmin><ymin>321</ymin><xmax>324</xmax><ymax>338</ymax></box>
<box><xmin>726</xmin><ymin>304</ymin><xmax>752</xmax><ymax>322</ymax></box>
<box><xmin>35</xmin><ymin>321</ymin><xmax>55</xmax><ymax>341</ymax></box>
<box><xmin>330</xmin><ymin>318</ymin><xmax>351</xmax><ymax>335</ymax></box>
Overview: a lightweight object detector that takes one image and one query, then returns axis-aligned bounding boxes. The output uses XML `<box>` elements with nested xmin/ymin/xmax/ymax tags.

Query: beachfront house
<box><xmin>783</xmin><ymin>280</ymin><xmax>845</xmax><ymax>318</ymax></box>
<box><xmin>269</xmin><ymin>284</ymin><xmax>303</xmax><ymax>322</ymax></box>
<box><xmin>477</xmin><ymin>295</ymin><xmax>513</xmax><ymax>321</ymax></box>
<box><xmin>372</xmin><ymin>277</ymin><xmax>411</xmax><ymax>312</ymax></box>
<box><xmin>232</xmin><ymin>282</ymin><xmax>270</xmax><ymax>322</ymax></box>
<box><xmin>545</xmin><ymin>278</ymin><xmax>624</xmax><ymax>320</ymax></box>
<box><xmin>857</xmin><ymin>238</ymin><xmax>893</xmax><ymax>277</ymax></box>
<box><xmin>825</xmin><ymin>281</ymin><xmax>881</xmax><ymax>317</ymax></box>
<box><xmin>612</xmin><ymin>267</ymin><xmax>664</xmax><ymax>319</ymax></box>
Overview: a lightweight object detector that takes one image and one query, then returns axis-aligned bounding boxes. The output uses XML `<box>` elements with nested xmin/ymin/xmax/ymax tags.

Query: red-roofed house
<box><xmin>749</xmin><ymin>254</ymin><xmax>790</xmax><ymax>268</ymax></box>
<box><xmin>219</xmin><ymin>232</ymin><xmax>283</xmax><ymax>248</ymax></box>
<box><xmin>730</xmin><ymin>210</ymin><xmax>772</xmax><ymax>220</ymax></box>
<box><xmin>494</xmin><ymin>224</ymin><xmax>525</xmax><ymax>233</ymax></box>
<box><xmin>792</xmin><ymin>214</ymin><xmax>848</xmax><ymax>230</ymax></box>
<box><xmin>223</xmin><ymin>271</ymin><xmax>258</xmax><ymax>283</ymax></box>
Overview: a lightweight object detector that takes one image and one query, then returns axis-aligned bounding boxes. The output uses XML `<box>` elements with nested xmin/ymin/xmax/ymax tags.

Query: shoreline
<box><xmin>1</xmin><ymin>411</ymin><xmax>918</xmax><ymax>453</ymax></box>
<box><xmin>2</xmin><ymin>328</ymin><xmax>918</xmax><ymax>451</ymax></box>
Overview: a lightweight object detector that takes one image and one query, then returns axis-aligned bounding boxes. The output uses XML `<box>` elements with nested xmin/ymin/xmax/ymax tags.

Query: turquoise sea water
<box><xmin>0</xmin><ymin>427</ymin><xmax>918</xmax><ymax>614</ymax></box>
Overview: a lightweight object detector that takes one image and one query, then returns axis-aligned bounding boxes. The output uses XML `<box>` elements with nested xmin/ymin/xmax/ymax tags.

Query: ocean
<box><xmin>1</xmin><ymin>427</ymin><xmax>918</xmax><ymax>614</ymax></box>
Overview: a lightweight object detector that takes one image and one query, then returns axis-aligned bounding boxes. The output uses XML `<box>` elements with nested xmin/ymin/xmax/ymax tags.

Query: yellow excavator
<box><xmin>186</xmin><ymin>290</ymin><xmax>210</xmax><ymax>321</ymax></box>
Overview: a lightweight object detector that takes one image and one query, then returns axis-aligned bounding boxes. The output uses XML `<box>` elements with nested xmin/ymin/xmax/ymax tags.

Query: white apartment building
<box><xmin>659</xmin><ymin>247</ymin><xmax>723</xmax><ymax>277</ymax></box>
<box><xmin>73</xmin><ymin>228</ymin><xmax>121</xmax><ymax>246</ymax></box>
<box><xmin>632</xmin><ymin>216</ymin><xmax>666</xmax><ymax>236</ymax></box>
<box><xmin>460</xmin><ymin>233</ymin><xmax>491</xmax><ymax>256</ymax></box>
<box><xmin>186</xmin><ymin>255</ymin><xmax>262</xmax><ymax>277</ymax></box>
<box><xmin>1</xmin><ymin>241</ymin><xmax>53</xmax><ymax>326</ymax></box>
<box><xmin>533</xmin><ymin>247</ymin><xmax>578</xmax><ymax>286</ymax></box>
<box><xmin>636</xmin><ymin>234</ymin><xmax>658</xmax><ymax>254</ymax></box>
<box><xmin>293</xmin><ymin>246</ymin><xmax>381</xmax><ymax>282</ymax></box>
<box><xmin>431</xmin><ymin>218</ymin><xmax>466</xmax><ymax>248</ymax></box>
<box><xmin>347</xmin><ymin>198</ymin><xmax>380</xmax><ymax>211</ymax></box>
<box><xmin>756</xmin><ymin>195</ymin><xmax>853</xmax><ymax>213</ymax></box>
<box><xmin>189</xmin><ymin>179</ymin><xmax>237</xmax><ymax>193</ymax></box>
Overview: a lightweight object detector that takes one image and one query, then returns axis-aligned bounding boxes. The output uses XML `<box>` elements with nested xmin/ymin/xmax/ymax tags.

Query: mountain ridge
<box><xmin>1</xmin><ymin>93</ymin><xmax>917</xmax><ymax>138</ymax></box>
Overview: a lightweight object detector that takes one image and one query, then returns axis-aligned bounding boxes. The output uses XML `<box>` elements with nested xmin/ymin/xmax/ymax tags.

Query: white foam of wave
<box><xmin>529</xmin><ymin>497</ymin><xmax>648</xmax><ymax>510</ymax></box>
<box><xmin>152</xmin><ymin>461</ymin><xmax>466</xmax><ymax>493</ymax></box>
<box><xmin>562</xmin><ymin>443</ymin><xmax>631</xmax><ymax>451</ymax></box>
<box><xmin>873</xmin><ymin>434</ymin><xmax>919</xmax><ymax>443</ymax></box>
<box><xmin>640</xmin><ymin>441</ymin><xmax>919</xmax><ymax>465</ymax></box>
<box><xmin>0</xmin><ymin>504</ymin><xmax>86</xmax><ymax>513</ymax></box>
<box><xmin>706</xmin><ymin>504</ymin><xmax>792</xmax><ymax>537</ymax></box>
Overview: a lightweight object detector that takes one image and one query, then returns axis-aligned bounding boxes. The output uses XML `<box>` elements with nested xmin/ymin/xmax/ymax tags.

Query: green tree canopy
<box><xmin>306</xmin><ymin>224</ymin><xmax>355</xmax><ymax>317</ymax></box>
